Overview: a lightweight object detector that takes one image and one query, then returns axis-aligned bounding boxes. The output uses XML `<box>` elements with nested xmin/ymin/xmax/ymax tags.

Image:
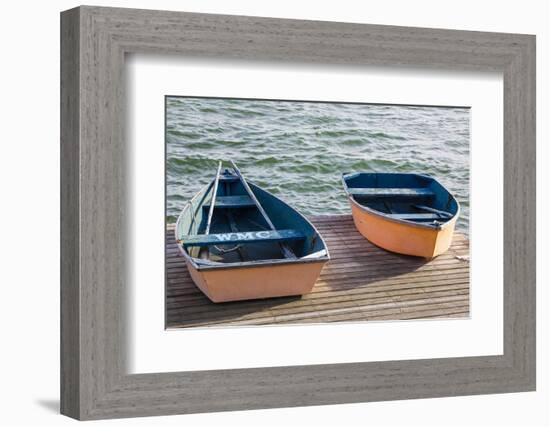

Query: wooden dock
<box><xmin>166</xmin><ymin>215</ymin><xmax>469</xmax><ymax>328</ymax></box>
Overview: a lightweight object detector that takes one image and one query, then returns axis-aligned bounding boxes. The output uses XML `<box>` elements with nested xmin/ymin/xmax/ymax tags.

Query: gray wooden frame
<box><xmin>60</xmin><ymin>5</ymin><xmax>536</xmax><ymax>420</ymax></box>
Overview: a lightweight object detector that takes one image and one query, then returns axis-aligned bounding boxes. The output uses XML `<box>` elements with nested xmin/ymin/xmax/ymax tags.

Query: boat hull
<box><xmin>185</xmin><ymin>258</ymin><xmax>326</xmax><ymax>303</ymax></box>
<box><xmin>349</xmin><ymin>200</ymin><xmax>457</xmax><ymax>258</ymax></box>
<box><xmin>175</xmin><ymin>170</ymin><xmax>330</xmax><ymax>303</ymax></box>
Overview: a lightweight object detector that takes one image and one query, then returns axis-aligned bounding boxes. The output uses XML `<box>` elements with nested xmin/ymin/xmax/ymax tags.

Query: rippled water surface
<box><xmin>166</xmin><ymin>97</ymin><xmax>470</xmax><ymax>234</ymax></box>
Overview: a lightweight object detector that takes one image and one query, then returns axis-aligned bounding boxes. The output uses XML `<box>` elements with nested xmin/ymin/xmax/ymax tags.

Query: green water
<box><xmin>166</xmin><ymin>97</ymin><xmax>470</xmax><ymax>234</ymax></box>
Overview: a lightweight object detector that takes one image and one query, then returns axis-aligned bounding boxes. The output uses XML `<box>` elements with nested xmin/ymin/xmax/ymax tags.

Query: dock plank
<box><xmin>166</xmin><ymin>214</ymin><xmax>469</xmax><ymax>328</ymax></box>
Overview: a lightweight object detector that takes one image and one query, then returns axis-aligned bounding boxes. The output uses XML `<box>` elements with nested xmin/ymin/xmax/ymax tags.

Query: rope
<box><xmin>213</xmin><ymin>244</ymin><xmax>243</xmax><ymax>254</ymax></box>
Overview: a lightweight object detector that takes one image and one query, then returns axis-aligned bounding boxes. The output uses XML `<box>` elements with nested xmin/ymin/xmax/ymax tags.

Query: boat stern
<box><xmin>349</xmin><ymin>201</ymin><xmax>457</xmax><ymax>259</ymax></box>
<box><xmin>186</xmin><ymin>259</ymin><xmax>328</xmax><ymax>303</ymax></box>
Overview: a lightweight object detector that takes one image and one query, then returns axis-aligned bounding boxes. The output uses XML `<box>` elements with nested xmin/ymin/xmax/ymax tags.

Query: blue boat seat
<box><xmin>180</xmin><ymin>229</ymin><xmax>305</xmax><ymax>248</ymax></box>
<box><xmin>348</xmin><ymin>187</ymin><xmax>435</xmax><ymax>199</ymax></box>
<box><xmin>218</xmin><ymin>175</ymin><xmax>239</xmax><ymax>182</ymax></box>
<box><xmin>387</xmin><ymin>213</ymin><xmax>446</xmax><ymax>221</ymax></box>
<box><xmin>203</xmin><ymin>195</ymin><xmax>256</xmax><ymax>209</ymax></box>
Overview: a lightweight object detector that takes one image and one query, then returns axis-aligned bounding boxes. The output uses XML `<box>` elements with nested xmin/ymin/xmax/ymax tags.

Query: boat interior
<box><xmin>177</xmin><ymin>166</ymin><xmax>326</xmax><ymax>265</ymax></box>
<box><xmin>343</xmin><ymin>172</ymin><xmax>459</xmax><ymax>227</ymax></box>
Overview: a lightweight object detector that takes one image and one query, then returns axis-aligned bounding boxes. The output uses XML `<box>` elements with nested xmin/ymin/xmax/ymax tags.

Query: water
<box><xmin>166</xmin><ymin>97</ymin><xmax>470</xmax><ymax>234</ymax></box>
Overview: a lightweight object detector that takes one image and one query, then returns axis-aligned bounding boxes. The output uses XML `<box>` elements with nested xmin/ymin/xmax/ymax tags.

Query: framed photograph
<box><xmin>61</xmin><ymin>6</ymin><xmax>535</xmax><ymax>420</ymax></box>
<box><xmin>163</xmin><ymin>96</ymin><xmax>470</xmax><ymax>328</ymax></box>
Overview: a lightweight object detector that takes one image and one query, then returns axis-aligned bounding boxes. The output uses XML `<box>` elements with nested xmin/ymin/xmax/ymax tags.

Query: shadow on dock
<box><xmin>166</xmin><ymin>214</ymin><xmax>469</xmax><ymax>328</ymax></box>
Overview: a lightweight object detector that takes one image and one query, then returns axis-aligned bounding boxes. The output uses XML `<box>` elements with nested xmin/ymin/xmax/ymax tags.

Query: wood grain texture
<box><xmin>60</xmin><ymin>7</ymin><xmax>81</xmax><ymax>419</ymax></box>
<box><xmin>166</xmin><ymin>215</ymin><xmax>470</xmax><ymax>328</ymax></box>
<box><xmin>60</xmin><ymin>6</ymin><xmax>536</xmax><ymax>420</ymax></box>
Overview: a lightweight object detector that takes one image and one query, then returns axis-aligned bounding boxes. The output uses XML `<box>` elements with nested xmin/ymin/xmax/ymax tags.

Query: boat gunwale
<box><xmin>174</xmin><ymin>176</ymin><xmax>331</xmax><ymax>272</ymax></box>
<box><xmin>341</xmin><ymin>172</ymin><xmax>460</xmax><ymax>231</ymax></box>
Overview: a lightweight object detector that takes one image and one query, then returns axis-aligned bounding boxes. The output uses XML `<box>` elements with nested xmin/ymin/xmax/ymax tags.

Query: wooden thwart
<box><xmin>348</xmin><ymin>187</ymin><xmax>434</xmax><ymax>199</ymax></box>
<box><xmin>167</xmin><ymin>214</ymin><xmax>470</xmax><ymax>328</ymax></box>
<box><xmin>412</xmin><ymin>204</ymin><xmax>453</xmax><ymax>218</ymax></box>
<box><xmin>203</xmin><ymin>195</ymin><xmax>255</xmax><ymax>209</ymax></box>
<box><xmin>180</xmin><ymin>229</ymin><xmax>305</xmax><ymax>247</ymax></box>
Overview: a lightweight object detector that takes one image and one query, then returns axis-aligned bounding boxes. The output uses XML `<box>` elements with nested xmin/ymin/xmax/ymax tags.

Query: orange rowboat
<box><xmin>342</xmin><ymin>172</ymin><xmax>460</xmax><ymax>258</ymax></box>
<box><xmin>175</xmin><ymin>161</ymin><xmax>329</xmax><ymax>302</ymax></box>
